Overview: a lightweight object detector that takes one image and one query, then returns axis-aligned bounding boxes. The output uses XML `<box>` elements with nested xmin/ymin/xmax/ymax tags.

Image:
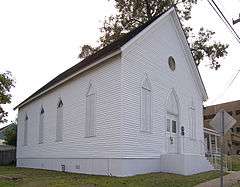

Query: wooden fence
<box><xmin>0</xmin><ymin>149</ymin><xmax>16</xmax><ymax>165</ymax></box>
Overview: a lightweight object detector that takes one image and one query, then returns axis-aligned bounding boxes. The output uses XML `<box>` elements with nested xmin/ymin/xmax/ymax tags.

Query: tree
<box><xmin>78</xmin><ymin>44</ymin><xmax>101</xmax><ymax>59</ymax></box>
<box><xmin>79</xmin><ymin>0</ymin><xmax>228</xmax><ymax>70</ymax></box>
<box><xmin>4</xmin><ymin>121</ymin><xmax>17</xmax><ymax>146</ymax></box>
<box><xmin>0</xmin><ymin>71</ymin><xmax>15</xmax><ymax>123</ymax></box>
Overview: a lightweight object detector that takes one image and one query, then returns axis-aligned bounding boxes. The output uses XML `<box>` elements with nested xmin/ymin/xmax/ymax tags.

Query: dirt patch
<box><xmin>0</xmin><ymin>174</ymin><xmax>24</xmax><ymax>181</ymax></box>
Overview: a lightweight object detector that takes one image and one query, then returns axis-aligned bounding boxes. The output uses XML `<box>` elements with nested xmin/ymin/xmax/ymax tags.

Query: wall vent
<box><xmin>61</xmin><ymin>164</ymin><xmax>65</xmax><ymax>172</ymax></box>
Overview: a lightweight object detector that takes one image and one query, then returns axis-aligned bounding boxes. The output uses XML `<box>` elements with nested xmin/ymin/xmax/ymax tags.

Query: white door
<box><xmin>166</xmin><ymin>114</ymin><xmax>178</xmax><ymax>153</ymax></box>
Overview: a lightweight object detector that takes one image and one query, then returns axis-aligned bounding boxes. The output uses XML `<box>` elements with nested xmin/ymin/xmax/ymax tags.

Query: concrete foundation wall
<box><xmin>17</xmin><ymin>154</ymin><xmax>213</xmax><ymax>176</ymax></box>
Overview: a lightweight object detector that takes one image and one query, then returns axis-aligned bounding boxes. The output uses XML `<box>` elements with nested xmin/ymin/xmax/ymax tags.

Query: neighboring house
<box><xmin>204</xmin><ymin>100</ymin><xmax>240</xmax><ymax>155</ymax></box>
<box><xmin>0</xmin><ymin>125</ymin><xmax>14</xmax><ymax>145</ymax></box>
<box><xmin>14</xmin><ymin>7</ymin><xmax>213</xmax><ymax>176</ymax></box>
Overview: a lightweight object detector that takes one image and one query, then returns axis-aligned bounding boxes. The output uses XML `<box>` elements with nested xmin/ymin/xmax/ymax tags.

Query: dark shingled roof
<box><xmin>14</xmin><ymin>7</ymin><xmax>173</xmax><ymax>110</ymax></box>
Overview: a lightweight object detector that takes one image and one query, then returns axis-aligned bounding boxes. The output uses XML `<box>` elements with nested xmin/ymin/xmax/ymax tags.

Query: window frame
<box><xmin>39</xmin><ymin>107</ymin><xmax>44</xmax><ymax>144</ymax></box>
<box><xmin>189</xmin><ymin>101</ymin><xmax>196</xmax><ymax>139</ymax></box>
<box><xmin>85</xmin><ymin>83</ymin><xmax>96</xmax><ymax>138</ymax></box>
<box><xmin>56</xmin><ymin>99</ymin><xmax>63</xmax><ymax>142</ymax></box>
<box><xmin>23</xmin><ymin>114</ymin><xmax>28</xmax><ymax>146</ymax></box>
<box><xmin>140</xmin><ymin>75</ymin><xmax>152</xmax><ymax>133</ymax></box>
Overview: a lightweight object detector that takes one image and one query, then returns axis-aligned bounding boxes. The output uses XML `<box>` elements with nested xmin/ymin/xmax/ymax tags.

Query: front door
<box><xmin>166</xmin><ymin>114</ymin><xmax>178</xmax><ymax>153</ymax></box>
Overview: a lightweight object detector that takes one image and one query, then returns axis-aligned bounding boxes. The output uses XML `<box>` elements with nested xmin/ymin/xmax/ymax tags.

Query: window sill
<box><xmin>84</xmin><ymin>135</ymin><xmax>96</xmax><ymax>138</ymax></box>
<box><xmin>189</xmin><ymin>138</ymin><xmax>197</xmax><ymax>141</ymax></box>
<box><xmin>140</xmin><ymin>130</ymin><xmax>152</xmax><ymax>134</ymax></box>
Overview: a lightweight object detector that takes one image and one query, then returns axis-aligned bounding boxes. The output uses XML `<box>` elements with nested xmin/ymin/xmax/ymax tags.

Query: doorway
<box><xmin>166</xmin><ymin>114</ymin><xmax>178</xmax><ymax>153</ymax></box>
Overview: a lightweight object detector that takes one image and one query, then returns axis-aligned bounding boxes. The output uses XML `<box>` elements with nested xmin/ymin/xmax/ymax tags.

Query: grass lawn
<box><xmin>0</xmin><ymin>166</ymin><xmax>224</xmax><ymax>187</ymax></box>
<box><xmin>231</xmin><ymin>155</ymin><xmax>240</xmax><ymax>171</ymax></box>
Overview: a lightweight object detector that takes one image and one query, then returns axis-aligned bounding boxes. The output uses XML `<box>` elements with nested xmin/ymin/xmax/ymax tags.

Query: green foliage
<box><xmin>0</xmin><ymin>166</ymin><xmax>223</xmax><ymax>187</ymax></box>
<box><xmin>0</xmin><ymin>71</ymin><xmax>15</xmax><ymax>123</ymax></box>
<box><xmin>78</xmin><ymin>44</ymin><xmax>101</xmax><ymax>59</ymax></box>
<box><xmin>79</xmin><ymin>0</ymin><xmax>228</xmax><ymax>70</ymax></box>
<box><xmin>4</xmin><ymin>121</ymin><xmax>17</xmax><ymax>146</ymax></box>
<box><xmin>231</xmin><ymin>155</ymin><xmax>240</xmax><ymax>171</ymax></box>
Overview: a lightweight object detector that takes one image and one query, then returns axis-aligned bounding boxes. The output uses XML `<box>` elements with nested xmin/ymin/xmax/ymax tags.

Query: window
<box><xmin>85</xmin><ymin>83</ymin><xmax>96</xmax><ymax>137</ymax></box>
<box><xmin>39</xmin><ymin>107</ymin><xmax>44</xmax><ymax>144</ymax></box>
<box><xmin>227</xmin><ymin>111</ymin><xmax>233</xmax><ymax>116</ymax></box>
<box><xmin>23</xmin><ymin>115</ymin><xmax>28</xmax><ymax>146</ymax></box>
<box><xmin>141</xmin><ymin>75</ymin><xmax>152</xmax><ymax>132</ymax></box>
<box><xmin>189</xmin><ymin>100</ymin><xmax>196</xmax><ymax>139</ymax></box>
<box><xmin>172</xmin><ymin>120</ymin><xmax>177</xmax><ymax>133</ymax></box>
<box><xmin>168</xmin><ymin>56</ymin><xmax>176</xmax><ymax>71</ymax></box>
<box><xmin>236</xmin><ymin>110</ymin><xmax>240</xmax><ymax>115</ymax></box>
<box><xmin>56</xmin><ymin>99</ymin><xmax>63</xmax><ymax>142</ymax></box>
<box><xmin>236</xmin><ymin>127</ymin><xmax>240</xmax><ymax>133</ymax></box>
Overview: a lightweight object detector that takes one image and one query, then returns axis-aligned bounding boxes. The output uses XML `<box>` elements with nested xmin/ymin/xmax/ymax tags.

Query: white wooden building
<box><xmin>15</xmin><ymin>7</ymin><xmax>213</xmax><ymax>176</ymax></box>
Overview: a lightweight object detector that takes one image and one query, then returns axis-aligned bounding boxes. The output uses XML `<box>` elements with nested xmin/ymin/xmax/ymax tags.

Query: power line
<box><xmin>204</xmin><ymin>0</ymin><xmax>240</xmax><ymax>105</ymax></box>
<box><xmin>208</xmin><ymin>69</ymin><xmax>240</xmax><ymax>104</ymax></box>
<box><xmin>207</xmin><ymin>0</ymin><xmax>240</xmax><ymax>44</ymax></box>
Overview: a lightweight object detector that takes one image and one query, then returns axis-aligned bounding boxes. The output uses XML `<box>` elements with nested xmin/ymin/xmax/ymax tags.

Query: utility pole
<box><xmin>210</xmin><ymin>110</ymin><xmax>236</xmax><ymax>187</ymax></box>
<box><xmin>220</xmin><ymin>110</ymin><xmax>224</xmax><ymax>187</ymax></box>
<box><xmin>233</xmin><ymin>14</ymin><xmax>240</xmax><ymax>25</ymax></box>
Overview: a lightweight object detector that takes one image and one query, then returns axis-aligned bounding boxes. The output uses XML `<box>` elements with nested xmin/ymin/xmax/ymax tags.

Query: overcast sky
<box><xmin>0</xmin><ymin>0</ymin><xmax>240</xmax><ymax>128</ymax></box>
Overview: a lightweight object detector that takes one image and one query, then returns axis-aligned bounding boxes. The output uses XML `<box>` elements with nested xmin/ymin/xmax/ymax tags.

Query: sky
<box><xmin>0</xmin><ymin>0</ymin><xmax>240</xmax><ymax>128</ymax></box>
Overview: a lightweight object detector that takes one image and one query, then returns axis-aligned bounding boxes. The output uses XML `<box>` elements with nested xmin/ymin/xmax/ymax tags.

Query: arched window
<box><xmin>39</xmin><ymin>106</ymin><xmax>44</xmax><ymax>144</ymax></box>
<box><xmin>56</xmin><ymin>99</ymin><xmax>63</xmax><ymax>142</ymax></box>
<box><xmin>189</xmin><ymin>99</ymin><xmax>196</xmax><ymax>139</ymax></box>
<box><xmin>23</xmin><ymin>114</ymin><xmax>28</xmax><ymax>146</ymax></box>
<box><xmin>85</xmin><ymin>82</ymin><xmax>96</xmax><ymax>137</ymax></box>
<box><xmin>141</xmin><ymin>74</ymin><xmax>152</xmax><ymax>132</ymax></box>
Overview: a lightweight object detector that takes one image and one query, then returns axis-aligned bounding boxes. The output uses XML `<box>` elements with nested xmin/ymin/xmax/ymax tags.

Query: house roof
<box><xmin>14</xmin><ymin>6</ymin><xmax>207</xmax><ymax>110</ymax></box>
<box><xmin>0</xmin><ymin>124</ymin><xmax>16</xmax><ymax>140</ymax></box>
<box><xmin>0</xmin><ymin>125</ymin><xmax>9</xmax><ymax>140</ymax></box>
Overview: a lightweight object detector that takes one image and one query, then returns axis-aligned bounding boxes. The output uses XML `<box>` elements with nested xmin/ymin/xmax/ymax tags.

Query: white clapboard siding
<box><xmin>120</xmin><ymin>12</ymin><xmax>204</xmax><ymax>157</ymax></box>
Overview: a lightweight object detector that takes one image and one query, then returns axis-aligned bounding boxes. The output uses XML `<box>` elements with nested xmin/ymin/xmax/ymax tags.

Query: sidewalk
<box><xmin>195</xmin><ymin>171</ymin><xmax>240</xmax><ymax>187</ymax></box>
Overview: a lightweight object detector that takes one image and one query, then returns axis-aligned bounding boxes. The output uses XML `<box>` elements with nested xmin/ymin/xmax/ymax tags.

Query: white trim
<box><xmin>204</xmin><ymin>127</ymin><xmax>220</xmax><ymax>136</ymax></box>
<box><xmin>85</xmin><ymin>82</ymin><xmax>96</xmax><ymax>137</ymax></box>
<box><xmin>14</xmin><ymin>50</ymin><xmax>121</xmax><ymax>110</ymax></box>
<box><xmin>140</xmin><ymin>74</ymin><xmax>152</xmax><ymax>133</ymax></box>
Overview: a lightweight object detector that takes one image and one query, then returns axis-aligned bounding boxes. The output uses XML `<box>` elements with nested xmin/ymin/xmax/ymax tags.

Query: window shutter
<box><xmin>189</xmin><ymin>103</ymin><xmax>196</xmax><ymax>139</ymax></box>
<box><xmin>56</xmin><ymin>100</ymin><xmax>63</xmax><ymax>142</ymax></box>
<box><xmin>141</xmin><ymin>75</ymin><xmax>152</xmax><ymax>132</ymax></box>
<box><xmin>23</xmin><ymin>115</ymin><xmax>28</xmax><ymax>146</ymax></box>
<box><xmin>39</xmin><ymin>108</ymin><xmax>44</xmax><ymax>144</ymax></box>
<box><xmin>141</xmin><ymin>90</ymin><xmax>146</xmax><ymax>131</ymax></box>
<box><xmin>146</xmin><ymin>91</ymin><xmax>151</xmax><ymax>131</ymax></box>
<box><xmin>86</xmin><ymin>96</ymin><xmax>91</xmax><ymax>137</ymax></box>
<box><xmin>192</xmin><ymin>109</ymin><xmax>196</xmax><ymax>138</ymax></box>
<box><xmin>86</xmin><ymin>83</ymin><xmax>96</xmax><ymax>137</ymax></box>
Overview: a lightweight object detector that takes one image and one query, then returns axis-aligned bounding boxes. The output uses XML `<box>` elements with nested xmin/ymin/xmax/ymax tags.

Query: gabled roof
<box><xmin>0</xmin><ymin>124</ymin><xmax>14</xmax><ymax>140</ymax></box>
<box><xmin>14</xmin><ymin>7</ymin><xmax>207</xmax><ymax>110</ymax></box>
